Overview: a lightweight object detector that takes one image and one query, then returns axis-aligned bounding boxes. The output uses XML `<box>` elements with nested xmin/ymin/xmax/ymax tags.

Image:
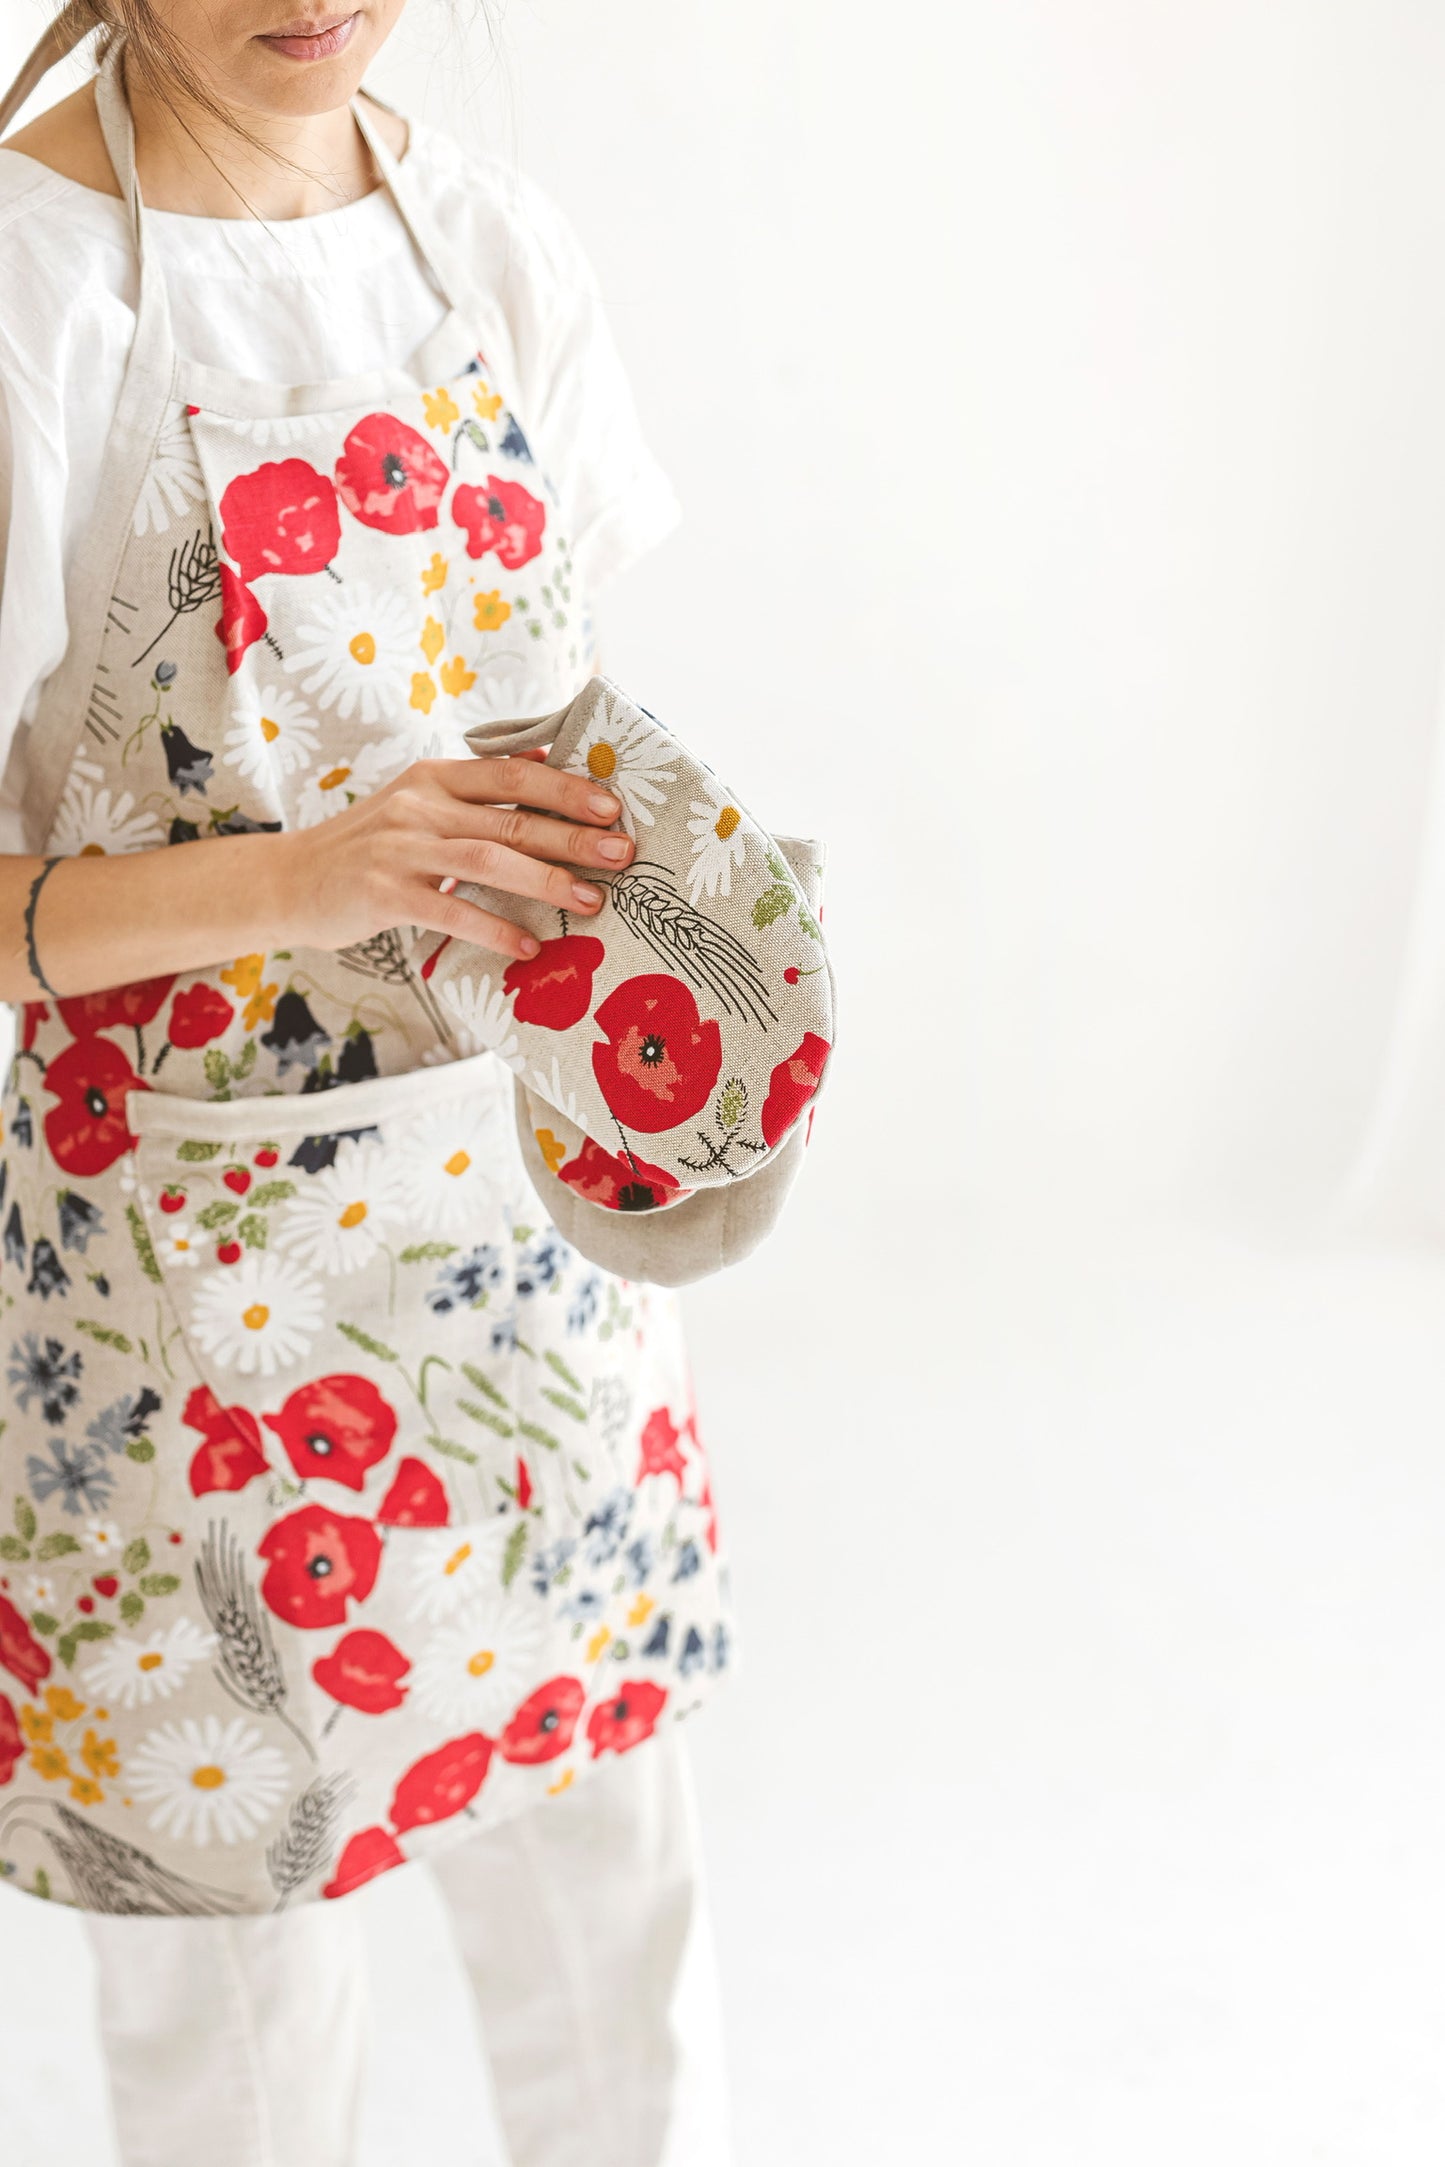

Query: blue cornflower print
<box><xmin>86</xmin><ymin>1387</ymin><xmax>163</xmax><ymax>1457</ymax></box>
<box><xmin>516</xmin><ymin>1232</ymin><xmax>569</xmax><ymax>1298</ymax></box>
<box><xmin>530</xmin><ymin>1536</ymin><xmax>576</xmax><ymax>1597</ymax></box>
<box><xmin>6</xmin><ymin>1334</ymin><xmax>82</xmax><ymax>1426</ymax></box>
<box><xmin>678</xmin><ymin>1624</ymin><xmax>707</xmax><ymax>1677</ymax></box>
<box><xmin>566</xmin><ymin>1275</ymin><xmax>600</xmax><ymax>1334</ymax></box>
<box><xmin>623</xmin><ymin>1532</ymin><xmax>655</xmax><ymax>1588</ymax></box>
<box><xmin>582</xmin><ymin>1487</ymin><xmax>633</xmax><ymax>1568</ymax></box>
<box><xmin>426</xmin><ymin>1243</ymin><xmax>505</xmax><ymax>1316</ymax></box>
<box><xmin>488</xmin><ymin>1310</ymin><xmax>519</xmax><ymax>1355</ymax></box>
<box><xmin>26</xmin><ymin>1439</ymin><xmax>114</xmax><ymax>1517</ymax></box>
<box><xmin>672</xmin><ymin>1540</ymin><xmax>702</xmax><ymax>1583</ymax></box>
<box><xmin>560</xmin><ymin>1585</ymin><xmax>607</xmax><ymax>1624</ymax></box>
<box><xmin>56</xmin><ymin>1189</ymin><xmax>106</xmax><ymax>1254</ymax></box>
<box><xmin>27</xmin><ymin>1238</ymin><xmax>69</xmax><ymax>1299</ymax></box>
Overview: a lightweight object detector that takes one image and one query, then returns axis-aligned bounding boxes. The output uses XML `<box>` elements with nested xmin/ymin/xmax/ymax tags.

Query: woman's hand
<box><xmin>273</xmin><ymin>750</ymin><xmax>635</xmax><ymax>962</ymax></box>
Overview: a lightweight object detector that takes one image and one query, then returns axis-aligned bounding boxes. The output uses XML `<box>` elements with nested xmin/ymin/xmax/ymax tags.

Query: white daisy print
<box><xmin>404</xmin><ymin>1522</ymin><xmax>510</xmax><ymax>1626</ymax></box>
<box><xmin>409</xmin><ymin>1598</ymin><xmax>545</xmax><ymax>1731</ymax></box>
<box><xmin>685</xmin><ymin>788</ymin><xmax>748</xmax><ymax>905</ymax></box>
<box><xmin>85</xmin><ymin>1518</ymin><xmax>122</xmax><ymax>1559</ymax></box>
<box><xmin>285</xmin><ymin>580</ymin><xmax>418</xmax><ymax>724</ymax></box>
<box><xmin>396</xmin><ymin>1100</ymin><xmax>508</xmax><ymax>1236</ymax></box>
<box><xmin>563</xmin><ymin>692</ymin><xmax>677</xmax><ymax>838</ymax></box>
<box><xmin>128</xmin><ymin>1714</ymin><xmax>289</xmax><ymax>1846</ymax></box>
<box><xmin>132</xmin><ymin>407</ymin><xmax>204</xmax><ymax>537</ymax></box>
<box><xmin>293</xmin><ymin>735</ymin><xmax>410</xmax><ymax>827</ymax></box>
<box><xmin>157</xmin><ymin>1220</ymin><xmax>200</xmax><ymax>1270</ymax></box>
<box><xmin>223</xmin><ymin>682</ymin><xmax>320</xmax><ymax>787</ymax></box>
<box><xmin>228</xmin><ymin>412</ymin><xmax>323</xmax><ymax>449</ymax></box>
<box><xmin>529</xmin><ymin>1055</ymin><xmax>586</xmax><ymax>1129</ymax></box>
<box><xmin>23</xmin><ymin>1575</ymin><xmax>58</xmax><ymax>1613</ymax></box>
<box><xmin>276</xmin><ymin>1139</ymin><xmax>401</xmax><ymax>1276</ymax></box>
<box><xmin>438</xmin><ymin>974</ymin><xmax>524</xmax><ymax>1069</ymax></box>
<box><xmin>190</xmin><ymin>1251</ymin><xmax>323</xmax><ymax>1377</ymax></box>
<box><xmin>51</xmin><ymin>758</ymin><xmax>165</xmax><ymax>856</ymax></box>
<box><xmin>80</xmin><ymin>1617</ymin><xmax>219</xmax><ymax>1711</ymax></box>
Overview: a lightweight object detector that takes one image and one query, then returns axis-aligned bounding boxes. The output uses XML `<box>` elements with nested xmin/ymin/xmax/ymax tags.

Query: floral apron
<box><xmin>0</xmin><ymin>49</ymin><xmax>729</xmax><ymax>1916</ymax></box>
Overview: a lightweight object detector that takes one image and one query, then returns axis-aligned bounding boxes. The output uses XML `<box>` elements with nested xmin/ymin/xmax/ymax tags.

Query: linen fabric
<box><xmin>0</xmin><ymin>48</ymin><xmax>734</xmax><ymax>1918</ymax></box>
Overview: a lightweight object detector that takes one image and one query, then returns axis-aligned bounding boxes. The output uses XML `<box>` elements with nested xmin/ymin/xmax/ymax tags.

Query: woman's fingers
<box><xmin>405</xmin><ymin>884</ymin><xmax>543</xmax><ymax>964</ymax></box>
<box><xmin>413</xmin><ymin>838</ymin><xmax>608</xmax><ymax>915</ymax></box>
<box><xmin>423</xmin><ymin>753</ymin><xmax>623</xmax><ymax>826</ymax></box>
<box><xmin>443</xmin><ymin>800</ymin><xmax>633</xmax><ymax>871</ymax></box>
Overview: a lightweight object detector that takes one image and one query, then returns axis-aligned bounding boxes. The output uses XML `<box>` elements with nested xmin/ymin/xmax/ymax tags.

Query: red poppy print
<box><xmin>183</xmin><ymin>1384</ymin><xmax>269</xmax><ymax>1497</ymax></box>
<box><xmin>515</xmin><ymin>1456</ymin><xmax>533</xmax><ymax>1511</ymax></box>
<box><xmin>390</xmin><ymin>1733</ymin><xmax>494</xmax><ymax>1832</ymax></box>
<box><xmin>0</xmin><ymin>1693</ymin><xmax>21</xmax><ymax>1785</ymax></box>
<box><xmin>0</xmin><ymin>1594</ymin><xmax>51</xmax><ymax>1696</ymax></box>
<box><xmin>215</xmin><ymin>565</ymin><xmax>267</xmax><ymax>675</ymax></box>
<box><xmin>42</xmin><ymin>1034</ymin><xmax>146</xmax><ymax>1178</ymax></box>
<box><xmin>220</xmin><ymin>458</ymin><xmax>341</xmax><ymax>582</ymax></box>
<box><xmin>452</xmin><ymin>474</ymin><xmax>547</xmax><ymax>570</ymax></box>
<box><xmin>262</xmin><ymin>1375</ymin><xmax>398</xmax><ymax>1492</ymax></box>
<box><xmin>376</xmin><ymin>1457</ymin><xmax>451</xmax><ymax>1528</ymax></box>
<box><xmin>586</xmin><ymin>1679</ymin><xmax>668</xmax><ymax>1760</ymax></box>
<box><xmin>335</xmin><ymin>412</ymin><xmax>448</xmax><ymax>535</ymax></box>
<box><xmin>760</xmin><ymin>1031</ymin><xmax>831</xmax><ymax>1148</ymax></box>
<box><xmin>636</xmin><ymin>1405</ymin><xmax>687</xmax><ymax>1488</ymax></box>
<box><xmin>168</xmin><ymin>982</ymin><xmax>234</xmax><ymax>1049</ymax></box>
<box><xmin>57</xmin><ymin>975</ymin><xmax>175</xmax><ymax>1036</ymax></box>
<box><xmin>497</xmin><ymin>1675</ymin><xmax>585</xmax><ymax>1766</ymax></box>
<box><xmin>591</xmin><ymin>975</ymin><xmax>723</xmax><ymax>1134</ymax></box>
<box><xmin>556</xmin><ymin>1136</ymin><xmax>684</xmax><ymax>1214</ymax></box>
<box><xmin>503</xmin><ymin>935</ymin><xmax>605</xmax><ymax>1030</ymax></box>
<box><xmin>323</xmin><ymin>1824</ymin><xmax>406</xmax><ymax>1899</ymax></box>
<box><xmin>313</xmin><ymin>1630</ymin><xmax>411</xmax><ymax>1715</ymax></box>
<box><xmin>256</xmin><ymin>1504</ymin><xmax>382</xmax><ymax>1631</ymax></box>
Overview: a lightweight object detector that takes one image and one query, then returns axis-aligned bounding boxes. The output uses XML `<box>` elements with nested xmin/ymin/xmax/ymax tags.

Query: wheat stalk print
<box><xmin>335</xmin><ymin>925</ymin><xmax>448</xmax><ymax>1038</ymax></box>
<box><xmin>131</xmin><ymin>525</ymin><xmax>224</xmax><ymax>668</ymax></box>
<box><xmin>0</xmin><ymin>1799</ymin><xmax>243</xmax><ymax>1915</ymax></box>
<box><xmin>194</xmin><ymin>1521</ymin><xmax>317</xmax><ymax>1761</ymax></box>
<box><xmin>608</xmin><ymin>864</ymin><xmax>779</xmax><ymax>1027</ymax></box>
<box><xmin>267</xmin><ymin>1773</ymin><xmax>355</xmax><ymax>1907</ymax></box>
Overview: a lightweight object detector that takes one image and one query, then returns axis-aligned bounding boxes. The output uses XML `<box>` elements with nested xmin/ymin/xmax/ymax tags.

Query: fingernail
<box><xmin>597</xmin><ymin>836</ymin><xmax>630</xmax><ymax>861</ymax></box>
<box><xmin>572</xmin><ymin>882</ymin><xmax>603</xmax><ymax>906</ymax></box>
<box><xmin>589</xmin><ymin>791</ymin><xmax>619</xmax><ymax>817</ymax></box>
<box><xmin>519</xmin><ymin>935</ymin><xmax>540</xmax><ymax>957</ymax></box>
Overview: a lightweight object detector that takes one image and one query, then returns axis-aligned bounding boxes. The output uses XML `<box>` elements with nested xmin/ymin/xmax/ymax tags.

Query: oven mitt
<box><xmin>411</xmin><ymin>676</ymin><xmax>835</xmax><ymax>1278</ymax></box>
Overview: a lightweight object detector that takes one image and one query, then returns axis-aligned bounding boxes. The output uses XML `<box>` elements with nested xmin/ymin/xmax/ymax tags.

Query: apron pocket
<box><xmin>126</xmin><ymin>1051</ymin><xmax>563</xmax><ymax>1528</ymax></box>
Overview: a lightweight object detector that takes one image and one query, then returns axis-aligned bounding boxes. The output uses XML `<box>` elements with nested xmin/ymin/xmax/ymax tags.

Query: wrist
<box><xmin>243</xmin><ymin>829</ymin><xmax>311</xmax><ymax>954</ymax></box>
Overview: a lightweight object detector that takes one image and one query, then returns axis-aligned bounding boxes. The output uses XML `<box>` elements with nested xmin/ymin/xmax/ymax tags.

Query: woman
<box><xmin>0</xmin><ymin>4</ymin><xmax>737</xmax><ymax>2160</ymax></box>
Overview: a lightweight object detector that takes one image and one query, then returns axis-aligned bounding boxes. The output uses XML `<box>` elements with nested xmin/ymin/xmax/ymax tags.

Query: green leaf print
<box><xmin>126</xmin><ymin>1439</ymin><xmax>156</xmax><ymax>1463</ymax></box>
<box><xmin>797</xmin><ymin>904</ymin><xmax>821</xmax><ymax>942</ymax></box>
<box><xmin>248</xmin><ymin>1181</ymin><xmax>297</xmax><ymax>1209</ymax></box>
<box><xmin>237</xmin><ymin>1213</ymin><xmax>268</xmax><ymax>1249</ymax></box>
<box><xmin>541</xmin><ymin>1388</ymin><xmax>587</xmax><ymax>1424</ymax></box>
<box><xmin>337</xmin><ymin>1320</ymin><xmax>399</xmax><ymax>1364</ymax></box>
<box><xmin>458</xmin><ymin>1399</ymin><xmax>513</xmax><ymax>1439</ymax></box>
<box><xmin>176</xmin><ymin>1140</ymin><xmax>224</xmax><ymax>1162</ymax></box>
<box><xmin>138</xmin><ymin>1574</ymin><xmax>180</xmax><ymax>1598</ymax></box>
<box><xmin>751</xmin><ymin>883</ymin><xmax>794</xmax><ymax>929</ymax></box>
<box><xmin>123</xmin><ymin>1538</ymin><xmax>151</xmax><ymax>1576</ymax></box>
<box><xmin>126</xmin><ymin>1203</ymin><xmax>163</xmax><ymax>1285</ymax></box>
<box><xmin>119</xmin><ymin>1592</ymin><xmax>145</xmax><ymax>1626</ymax></box>
<box><xmin>400</xmin><ymin>1242</ymin><xmax>458</xmax><ymax>1264</ymax></box>
<box><xmin>75</xmin><ymin>1319</ymin><xmax>134</xmax><ymax>1355</ymax></box>
<box><xmin>35</xmin><ymin>1532</ymin><xmax>80</xmax><ymax>1560</ymax></box>
<box><xmin>459</xmin><ymin>1364</ymin><xmax>508</xmax><ymax>1409</ymax></box>
<box><xmin>501</xmin><ymin>1522</ymin><xmax>527</xmax><ymax>1589</ymax></box>
<box><xmin>517</xmin><ymin>1418</ymin><xmax>561</xmax><ymax>1454</ymax></box>
<box><xmin>196</xmin><ymin>1200</ymin><xmax>239</xmax><ymax>1230</ymax></box>
<box><xmin>542</xmin><ymin>1349</ymin><xmax>583</xmax><ymax>1395</ymax></box>
<box><xmin>425</xmin><ymin>1435</ymin><xmax>479</xmax><ymax>1465</ymax></box>
<box><xmin>33</xmin><ymin>1869</ymin><xmax>50</xmax><ymax>1902</ymax></box>
<box><xmin>0</xmin><ymin>1535</ymin><xmax>28</xmax><ymax>1563</ymax></box>
<box><xmin>57</xmin><ymin>1619</ymin><xmax>113</xmax><ymax>1668</ymax></box>
<box><xmin>234</xmin><ymin>1038</ymin><xmax>258</xmax><ymax>1079</ymax></box>
<box><xmin>203</xmin><ymin>1048</ymin><xmax>232</xmax><ymax>1097</ymax></box>
<box><xmin>29</xmin><ymin>1612</ymin><xmax>57</xmax><ymax>1636</ymax></box>
<box><xmin>14</xmin><ymin>1498</ymin><xmax>36</xmax><ymax>1544</ymax></box>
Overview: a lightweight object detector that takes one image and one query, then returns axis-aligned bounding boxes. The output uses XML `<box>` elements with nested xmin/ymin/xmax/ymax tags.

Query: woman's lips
<box><xmin>256</xmin><ymin>12</ymin><xmax>358</xmax><ymax>61</ymax></box>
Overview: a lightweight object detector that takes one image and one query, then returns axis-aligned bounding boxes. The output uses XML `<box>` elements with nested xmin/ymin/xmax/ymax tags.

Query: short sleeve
<box><xmin>495</xmin><ymin>170</ymin><xmax>682</xmax><ymax>596</ymax></box>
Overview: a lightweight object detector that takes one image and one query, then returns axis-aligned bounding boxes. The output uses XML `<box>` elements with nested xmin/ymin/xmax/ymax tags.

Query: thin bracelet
<box><xmin>23</xmin><ymin>855</ymin><xmax>64</xmax><ymax>999</ymax></box>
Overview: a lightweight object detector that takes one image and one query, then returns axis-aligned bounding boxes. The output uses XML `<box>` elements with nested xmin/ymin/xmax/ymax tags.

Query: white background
<box><xmin>7</xmin><ymin>3</ymin><xmax>1445</xmax><ymax>2161</ymax></box>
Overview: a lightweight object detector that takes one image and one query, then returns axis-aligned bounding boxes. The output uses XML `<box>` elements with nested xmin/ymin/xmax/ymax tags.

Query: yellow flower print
<box><xmin>45</xmin><ymin>1684</ymin><xmax>84</xmax><ymax>1723</ymax></box>
<box><xmin>421</xmin><ymin>552</ymin><xmax>448</xmax><ymax>596</ymax></box>
<box><xmin>473</xmin><ymin>589</ymin><xmax>512</xmax><ymax>633</ymax></box>
<box><xmin>410</xmin><ymin>672</ymin><xmax>437</xmax><ymax>715</ymax></box>
<box><xmin>420</xmin><ymin>615</ymin><xmax>445</xmax><ymax>665</ymax></box>
<box><xmin>68</xmin><ymin>1775</ymin><xmax>104</xmax><ymax>1808</ymax></box>
<box><xmin>221</xmin><ymin>953</ymin><xmax>279</xmax><ymax>1033</ymax></box>
<box><xmin>81</xmin><ymin>1729</ymin><xmax>120</xmax><ymax>1781</ymax></box>
<box><xmin>423</xmin><ymin>386</ymin><xmax>460</xmax><ymax>432</ymax></box>
<box><xmin>547</xmin><ymin>1768</ymin><xmax>576</xmax><ymax>1797</ymax></box>
<box><xmin>440</xmin><ymin>656</ymin><xmax>476</xmax><ymax>698</ymax></box>
<box><xmin>30</xmin><ymin>1744</ymin><xmax>70</xmax><ymax>1783</ymax></box>
<box><xmin>473</xmin><ymin>382</ymin><xmax>503</xmax><ymax>423</ymax></box>
<box><xmin>626</xmin><ymin>1594</ymin><xmax>655</xmax><ymax>1629</ymax></box>
<box><xmin>585</xmin><ymin>1623</ymin><xmax>612</xmax><ymax>1664</ymax></box>
<box><xmin>19</xmin><ymin>1706</ymin><xmax>53</xmax><ymax>1745</ymax></box>
<box><xmin>535</xmin><ymin>1126</ymin><xmax>566</xmax><ymax>1175</ymax></box>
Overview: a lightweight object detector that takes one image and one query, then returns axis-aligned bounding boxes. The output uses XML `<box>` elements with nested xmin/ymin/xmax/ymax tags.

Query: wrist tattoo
<box><xmin>23</xmin><ymin>856</ymin><xmax>64</xmax><ymax>999</ymax></box>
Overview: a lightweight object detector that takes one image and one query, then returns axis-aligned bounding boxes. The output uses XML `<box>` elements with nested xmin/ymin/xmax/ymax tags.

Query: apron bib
<box><xmin>0</xmin><ymin>48</ymin><xmax>729</xmax><ymax>1916</ymax></box>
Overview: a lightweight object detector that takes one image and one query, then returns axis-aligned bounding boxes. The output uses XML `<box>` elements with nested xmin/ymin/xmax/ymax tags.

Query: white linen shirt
<box><xmin>0</xmin><ymin>117</ymin><xmax>680</xmax><ymax>854</ymax></box>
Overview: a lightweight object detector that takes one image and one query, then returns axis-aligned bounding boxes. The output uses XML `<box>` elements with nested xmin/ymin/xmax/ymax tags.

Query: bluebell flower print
<box><xmin>26</xmin><ymin>1238</ymin><xmax>69</xmax><ymax>1299</ymax></box>
<box><xmin>582</xmin><ymin>1487</ymin><xmax>633</xmax><ymax>1568</ymax></box>
<box><xmin>427</xmin><ymin>1243</ymin><xmax>504</xmax><ymax>1316</ymax></box>
<box><xmin>4</xmin><ymin>1202</ymin><xmax>25</xmax><ymax>1268</ymax></box>
<box><xmin>261</xmin><ymin>990</ymin><xmax>330</xmax><ymax>1076</ymax></box>
<box><xmin>499</xmin><ymin>413</ymin><xmax>534</xmax><ymax>463</ymax></box>
<box><xmin>567</xmin><ymin>1275</ymin><xmax>600</xmax><ymax>1334</ymax></box>
<box><xmin>26</xmin><ymin>1438</ymin><xmax>114</xmax><ymax>1517</ymax></box>
<box><xmin>642</xmin><ymin>1613</ymin><xmax>671</xmax><ymax>1660</ymax></box>
<box><xmin>672</xmin><ymin>1540</ymin><xmax>701</xmax><ymax>1583</ymax></box>
<box><xmin>623</xmin><ymin>1532</ymin><xmax>655</xmax><ymax>1588</ymax></box>
<box><xmin>7</xmin><ymin>1334</ymin><xmax>82</xmax><ymax>1425</ymax></box>
<box><xmin>712</xmin><ymin>1623</ymin><xmax>731</xmax><ymax>1671</ymax></box>
<box><xmin>678</xmin><ymin>1624</ymin><xmax>707</xmax><ymax>1677</ymax></box>
<box><xmin>57</xmin><ymin>1189</ymin><xmax>106</xmax><ymax>1254</ymax></box>
<box><xmin>11</xmin><ymin>1100</ymin><xmax>32</xmax><ymax>1149</ymax></box>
